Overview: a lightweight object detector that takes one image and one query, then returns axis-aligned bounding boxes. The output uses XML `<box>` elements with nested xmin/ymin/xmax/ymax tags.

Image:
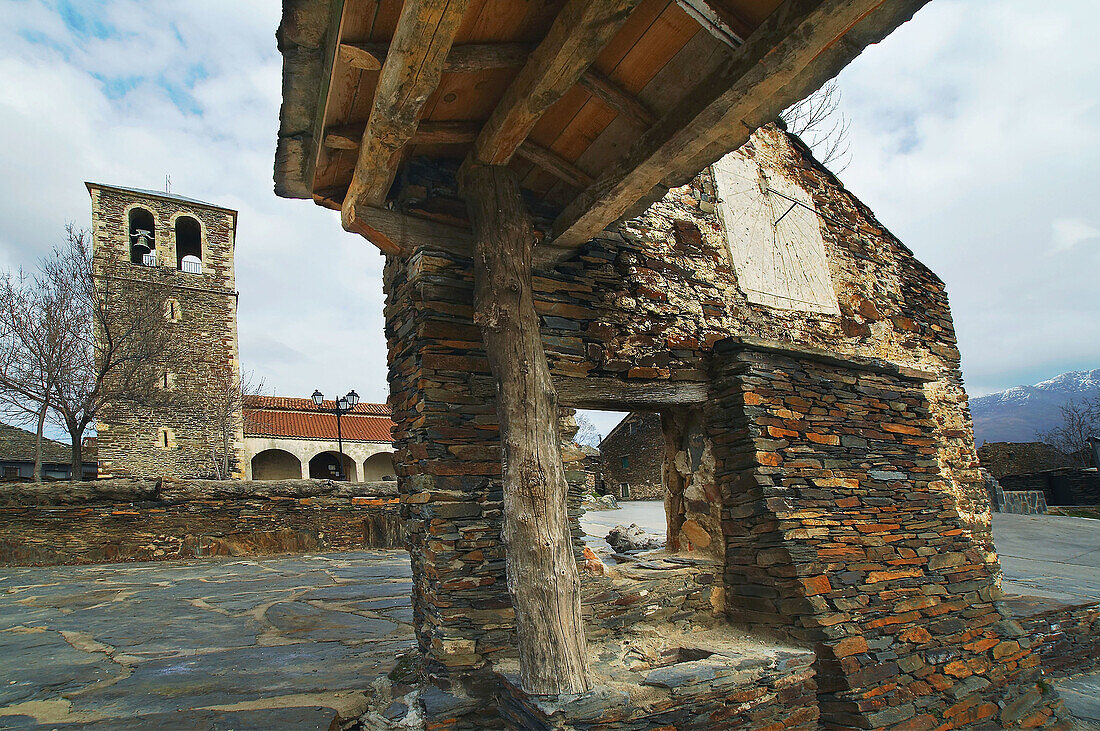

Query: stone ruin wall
<box><xmin>382</xmin><ymin>126</ymin><xmax>995</xmax><ymax>707</ymax></box>
<box><xmin>529</xmin><ymin>125</ymin><xmax>988</xmax><ymax>562</ymax></box>
<box><xmin>89</xmin><ymin>186</ymin><xmax>244</xmax><ymax>479</ymax></box>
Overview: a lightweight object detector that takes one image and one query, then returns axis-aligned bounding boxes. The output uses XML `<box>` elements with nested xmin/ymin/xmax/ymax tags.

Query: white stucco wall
<box><xmin>243</xmin><ymin>436</ymin><xmax>395</xmax><ymax>482</ymax></box>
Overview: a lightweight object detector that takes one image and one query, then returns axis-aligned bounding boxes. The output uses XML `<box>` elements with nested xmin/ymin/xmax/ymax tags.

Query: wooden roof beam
<box><xmin>549</xmin><ymin>0</ymin><xmax>930</xmax><ymax>254</ymax></box>
<box><xmin>470</xmin><ymin>0</ymin><xmax>644</xmax><ymax>166</ymax></box>
<box><xmin>674</xmin><ymin>0</ymin><xmax>751</xmax><ymax>48</ymax></box>
<box><xmin>325</xmin><ymin>120</ymin><xmax>480</xmax><ymax>150</ymax></box>
<box><xmin>340</xmin><ymin>0</ymin><xmax>471</xmax><ymax>234</ymax></box>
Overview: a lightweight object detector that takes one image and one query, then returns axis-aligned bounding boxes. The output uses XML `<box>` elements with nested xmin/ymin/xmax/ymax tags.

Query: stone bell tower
<box><xmin>86</xmin><ymin>182</ymin><xmax>243</xmax><ymax>479</ymax></box>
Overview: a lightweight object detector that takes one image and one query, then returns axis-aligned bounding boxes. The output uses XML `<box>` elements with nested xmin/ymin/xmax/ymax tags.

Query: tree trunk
<box><xmin>68</xmin><ymin>424</ymin><xmax>84</xmax><ymax>482</ymax></box>
<box><xmin>33</xmin><ymin>401</ymin><xmax>47</xmax><ymax>484</ymax></box>
<box><xmin>460</xmin><ymin>163</ymin><xmax>591</xmax><ymax>695</ymax></box>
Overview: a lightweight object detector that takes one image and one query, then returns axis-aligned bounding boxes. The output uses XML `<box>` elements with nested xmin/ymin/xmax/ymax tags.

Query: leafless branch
<box><xmin>781</xmin><ymin>80</ymin><xmax>852</xmax><ymax>172</ymax></box>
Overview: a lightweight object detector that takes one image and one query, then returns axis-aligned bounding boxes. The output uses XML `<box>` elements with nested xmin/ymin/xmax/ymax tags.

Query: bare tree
<box><xmin>1037</xmin><ymin>396</ymin><xmax>1100</xmax><ymax>468</ymax></box>
<box><xmin>46</xmin><ymin>226</ymin><xmax>183</xmax><ymax>480</ymax></box>
<box><xmin>194</xmin><ymin>366</ymin><xmax>266</xmax><ymax>480</ymax></box>
<box><xmin>781</xmin><ymin>80</ymin><xmax>852</xmax><ymax>171</ymax></box>
<box><xmin>0</xmin><ymin>255</ymin><xmax>82</xmax><ymax>481</ymax></box>
<box><xmin>573</xmin><ymin>413</ymin><xmax>601</xmax><ymax>447</ymax></box>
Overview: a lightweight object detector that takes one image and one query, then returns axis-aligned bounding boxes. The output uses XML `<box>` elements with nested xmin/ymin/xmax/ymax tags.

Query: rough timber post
<box><xmin>459</xmin><ymin>163</ymin><xmax>591</xmax><ymax>695</ymax></box>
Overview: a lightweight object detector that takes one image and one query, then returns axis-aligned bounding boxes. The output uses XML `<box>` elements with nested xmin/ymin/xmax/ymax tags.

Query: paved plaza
<box><xmin>0</xmin><ymin>551</ymin><xmax>414</xmax><ymax>729</ymax></box>
<box><xmin>1</xmin><ymin>510</ymin><xmax>1098</xmax><ymax>728</ymax></box>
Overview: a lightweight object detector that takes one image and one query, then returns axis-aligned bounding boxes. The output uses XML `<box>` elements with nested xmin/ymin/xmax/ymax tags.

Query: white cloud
<box><xmin>1051</xmin><ymin>217</ymin><xmax>1100</xmax><ymax>254</ymax></box>
<box><xmin>0</xmin><ymin>0</ymin><xmax>391</xmax><ymax>408</ymax></box>
<box><xmin>827</xmin><ymin>0</ymin><xmax>1100</xmax><ymax>396</ymax></box>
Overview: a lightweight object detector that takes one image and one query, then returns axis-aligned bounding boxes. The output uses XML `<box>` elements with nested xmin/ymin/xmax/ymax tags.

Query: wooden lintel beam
<box><xmin>343</xmin><ymin>203</ymin><xmax>475</xmax><ymax>258</ymax></box>
<box><xmin>471</xmin><ymin>0</ymin><xmax>643</xmax><ymax>166</ymax></box>
<box><xmin>549</xmin><ymin>0</ymin><xmax>929</xmax><ymax>254</ymax></box>
<box><xmin>340</xmin><ymin>0</ymin><xmax>471</xmax><ymax>231</ymax></box>
<box><xmin>553</xmin><ymin>377</ymin><xmax>707</xmax><ymax>410</ymax></box>
<box><xmin>340</xmin><ymin>41</ymin><xmax>532</xmax><ymax>73</ymax></box>
<box><xmin>326</xmin><ymin>121</ymin><xmax>592</xmax><ymax>190</ymax></box>
<box><xmin>576</xmin><ymin>70</ymin><xmax>655</xmax><ymax>128</ymax></box>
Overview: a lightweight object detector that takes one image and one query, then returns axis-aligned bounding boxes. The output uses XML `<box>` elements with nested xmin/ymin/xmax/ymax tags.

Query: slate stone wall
<box><xmin>384</xmin><ymin>125</ymin><xmax>997</xmax><ymax>720</ymax></box>
<box><xmin>514</xmin><ymin>126</ymin><xmax>988</xmax><ymax>566</ymax></box>
<box><xmin>709</xmin><ymin>340</ymin><xmax>1064</xmax><ymax>729</ymax></box>
<box><xmin>0</xmin><ymin>478</ymin><xmax>401</xmax><ymax>567</ymax></box>
<box><xmin>89</xmin><ymin>184</ymin><xmax>243</xmax><ymax>479</ymax></box>
<box><xmin>1014</xmin><ymin>600</ymin><xmax>1100</xmax><ymax>678</ymax></box>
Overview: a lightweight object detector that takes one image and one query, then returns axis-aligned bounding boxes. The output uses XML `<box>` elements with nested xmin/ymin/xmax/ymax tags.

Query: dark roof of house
<box><xmin>242</xmin><ymin>395</ymin><xmax>394</xmax><ymax>443</ymax></box>
<box><xmin>0</xmin><ymin>422</ymin><xmax>76</xmax><ymax>464</ymax></box>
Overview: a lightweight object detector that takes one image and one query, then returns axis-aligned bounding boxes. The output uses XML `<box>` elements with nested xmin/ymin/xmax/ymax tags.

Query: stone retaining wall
<box><xmin>0</xmin><ymin>479</ymin><xmax>401</xmax><ymax>566</ymax></box>
<box><xmin>998</xmin><ymin>468</ymin><xmax>1100</xmax><ymax>506</ymax></box>
<box><xmin>1000</xmin><ymin>490</ymin><xmax>1048</xmax><ymax>515</ymax></box>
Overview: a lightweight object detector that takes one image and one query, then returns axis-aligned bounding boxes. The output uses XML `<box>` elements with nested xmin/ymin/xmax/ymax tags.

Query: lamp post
<box><xmin>312</xmin><ymin>389</ymin><xmax>359</xmax><ymax>480</ymax></box>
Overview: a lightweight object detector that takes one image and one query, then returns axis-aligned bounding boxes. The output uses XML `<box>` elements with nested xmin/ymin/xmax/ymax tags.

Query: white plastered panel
<box><xmin>713</xmin><ymin>149</ymin><xmax>839</xmax><ymax>315</ymax></box>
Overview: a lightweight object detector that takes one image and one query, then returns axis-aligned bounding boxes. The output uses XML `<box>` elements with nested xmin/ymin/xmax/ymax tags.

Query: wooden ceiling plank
<box><xmin>470</xmin><ymin>0</ymin><xmax>644</xmax><ymax>166</ymax></box>
<box><xmin>531</xmin><ymin>2</ymin><xmax>698</xmax><ymax>195</ymax></box>
<box><xmin>341</xmin><ymin>0</ymin><xmax>472</xmax><ymax>233</ymax></box>
<box><xmin>550</xmin><ymin>0</ymin><xmax>929</xmax><ymax>253</ymax></box>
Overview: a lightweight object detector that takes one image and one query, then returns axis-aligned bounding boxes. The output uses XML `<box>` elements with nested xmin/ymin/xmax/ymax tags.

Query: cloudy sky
<box><xmin>0</xmin><ymin>0</ymin><xmax>1096</xmax><ymax>441</ymax></box>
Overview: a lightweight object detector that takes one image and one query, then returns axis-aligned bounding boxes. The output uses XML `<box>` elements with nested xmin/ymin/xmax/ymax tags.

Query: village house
<box><xmin>0</xmin><ymin>423</ymin><xmax>97</xmax><ymax>481</ymax></box>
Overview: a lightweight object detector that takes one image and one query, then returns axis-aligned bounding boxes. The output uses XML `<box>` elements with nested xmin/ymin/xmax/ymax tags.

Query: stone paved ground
<box><xmin>0</xmin><ymin>551</ymin><xmax>414</xmax><ymax>729</ymax></box>
<box><xmin>3</xmin><ymin>513</ymin><xmax>1100</xmax><ymax>729</ymax></box>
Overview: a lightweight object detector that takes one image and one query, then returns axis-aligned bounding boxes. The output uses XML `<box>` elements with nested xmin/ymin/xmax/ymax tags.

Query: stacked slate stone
<box><xmin>579</xmin><ymin>558</ymin><xmax>717</xmax><ymax>638</ymax></box>
<box><xmin>495</xmin><ymin>648</ymin><xmax>818</xmax><ymax>730</ymax></box>
<box><xmin>1009</xmin><ymin>599</ymin><xmax>1100</xmax><ymax>679</ymax></box>
<box><xmin>0</xmin><ymin>479</ymin><xmax>401</xmax><ymax>566</ymax></box>
<box><xmin>709</xmin><ymin>339</ymin><xmax>1067</xmax><ymax>729</ymax></box>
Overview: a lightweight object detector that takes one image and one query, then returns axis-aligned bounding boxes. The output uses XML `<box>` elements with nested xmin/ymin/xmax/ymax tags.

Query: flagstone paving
<box><xmin>3</xmin><ymin>513</ymin><xmax>1100</xmax><ymax>729</ymax></box>
<box><xmin>0</xmin><ymin>551</ymin><xmax>414</xmax><ymax>729</ymax></box>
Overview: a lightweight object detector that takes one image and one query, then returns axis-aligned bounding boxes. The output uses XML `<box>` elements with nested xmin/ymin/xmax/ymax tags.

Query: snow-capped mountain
<box><xmin>970</xmin><ymin>369</ymin><xmax>1100</xmax><ymax>444</ymax></box>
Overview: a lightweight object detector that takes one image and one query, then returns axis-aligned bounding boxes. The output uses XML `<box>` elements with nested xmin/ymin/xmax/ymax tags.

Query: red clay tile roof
<box><xmin>244</xmin><ymin>409</ymin><xmax>393</xmax><ymax>442</ymax></box>
<box><xmin>244</xmin><ymin>395</ymin><xmax>390</xmax><ymax>415</ymax></box>
<box><xmin>242</xmin><ymin>395</ymin><xmax>393</xmax><ymax>442</ymax></box>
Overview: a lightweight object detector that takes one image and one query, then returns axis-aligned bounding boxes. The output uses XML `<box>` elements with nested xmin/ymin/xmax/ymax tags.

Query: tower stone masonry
<box><xmin>87</xmin><ymin>183</ymin><xmax>243</xmax><ymax>479</ymax></box>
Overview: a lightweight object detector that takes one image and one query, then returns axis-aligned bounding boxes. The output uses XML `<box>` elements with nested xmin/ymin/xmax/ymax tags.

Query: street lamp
<box><xmin>312</xmin><ymin>389</ymin><xmax>359</xmax><ymax>480</ymax></box>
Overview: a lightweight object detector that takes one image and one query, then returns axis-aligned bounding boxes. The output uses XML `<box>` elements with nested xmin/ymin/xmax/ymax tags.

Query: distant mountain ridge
<box><xmin>970</xmin><ymin>369</ymin><xmax>1100</xmax><ymax>445</ymax></box>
